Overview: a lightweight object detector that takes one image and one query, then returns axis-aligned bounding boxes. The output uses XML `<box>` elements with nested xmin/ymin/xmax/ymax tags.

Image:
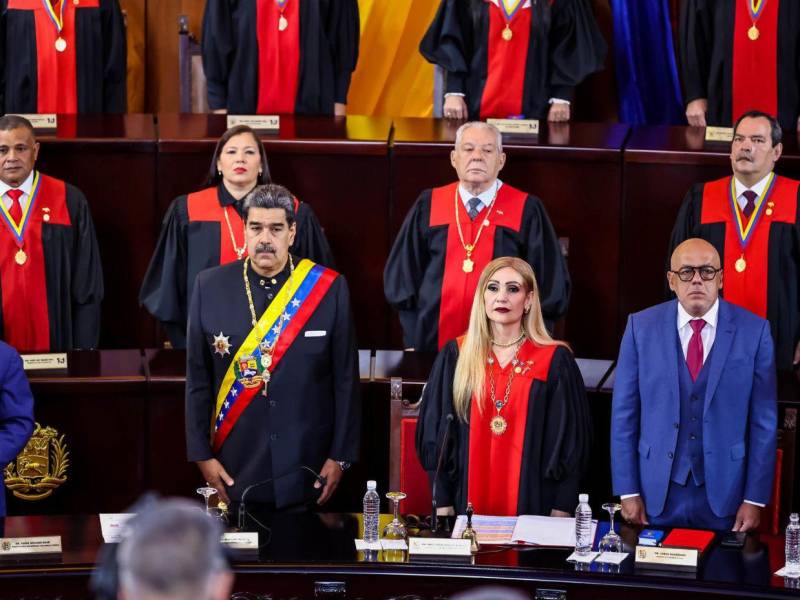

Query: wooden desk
<box><xmin>34</xmin><ymin>115</ymin><xmax>159</xmax><ymax>349</ymax></box>
<box><xmin>156</xmin><ymin>114</ymin><xmax>394</xmax><ymax>349</ymax></box>
<box><xmin>391</xmin><ymin>120</ymin><xmax>630</xmax><ymax>358</ymax></box>
<box><xmin>0</xmin><ymin>513</ymin><xmax>796</xmax><ymax>599</ymax></box>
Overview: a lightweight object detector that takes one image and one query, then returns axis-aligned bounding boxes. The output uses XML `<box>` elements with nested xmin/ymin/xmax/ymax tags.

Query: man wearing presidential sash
<box><xmin>185</xmin><ymin>183</ymin><xmax>360</xmax><ymax>509</ymax></box>
<box><xmin>0</xmin><ymin>115</ymin><xmax>103</xmax><ymax>351</ymax></box>
<box><xmin>669</xmin><ymin>110</ymin><xmax>800</xmax><ymax>370</ymax></box>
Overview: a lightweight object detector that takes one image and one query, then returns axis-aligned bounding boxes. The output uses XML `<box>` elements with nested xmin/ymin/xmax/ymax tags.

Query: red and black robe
<box><xmin>680</xmin><ymin>0</ymin><xmax>800</xmax><ymax>131</ymax></box>
<box><xmin>139</xmin><ymin>184</ymin><xmax>335</xmax><ymax>349</ymax></box>
<box><xmin>0</xmin><ymin>0</ymin><xmax>126</xmax><ymax>114</ymax></box>
<box><xmin>669</xmin><ymin>174</ymin><xmax>800</xmax><ymax>370</ymax></box>
<box><xmin>201</xmin><ymin>0</ymin><xmax>359</xmax><ymax>115</ymax></box>
<box><xmin>420</xmin><ymin>0</ymin><xmax>606</xmax><ymax>119</ymax></box>
<box><xmin>416</xmin><ymin>339</ymin><xmax>591</xmax><ymax>515</ymax></box>
<box><xmin>384</xmin><ymin>182</ymin><xmax>570</xmax><ymax>352</ymax></box>
<box><xmin>0</xmin><ymin>172</ymin><xmax>103</xmax><ymax>352</ymax></box>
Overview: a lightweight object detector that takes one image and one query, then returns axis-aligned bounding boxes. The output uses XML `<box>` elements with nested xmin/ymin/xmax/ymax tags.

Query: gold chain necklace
<box><xmin>487</xmin><ymin>339</ymin><xmax>523</xmax><ymax>436</ymax></box>
<box><xmin>242</xmin><ymin>255</ymin><xmax>295</xmax><ymax>396</ymax></box>
<box><xmin>454</xmin><ymin>182</ymin><xmax>500</xmax><ymax>273</ymax></box>
<box><xmin>491</xmin><ymin>331</ymin><xmax>525</xmax><ymax>348</ymax></box>
<box><xmin>223</xmin><ymin>205</ymin><xmax>247</xmax><ymax>259</ymax></box>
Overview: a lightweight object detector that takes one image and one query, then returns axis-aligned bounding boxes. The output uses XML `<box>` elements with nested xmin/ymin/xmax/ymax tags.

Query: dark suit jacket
<box><xmin>611</xmin><ymin>299</ymin><xmax>777</xmax><ymax>518</ymax></box>
<box><xmin>0</xmin><ymin>342</ymin><xmax>35</xmax><ymax>516</ymax></box>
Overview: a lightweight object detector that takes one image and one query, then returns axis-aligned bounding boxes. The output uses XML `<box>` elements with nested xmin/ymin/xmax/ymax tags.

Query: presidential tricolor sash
<box><xmin>211</xmin><ymin>259</ymin><xmax>337</xmax><ymax>452</ymax></box>
<box><xmin>0</xmin><ymin>172</ymin><xmax>41</xmax><ymax>248</ymax></box>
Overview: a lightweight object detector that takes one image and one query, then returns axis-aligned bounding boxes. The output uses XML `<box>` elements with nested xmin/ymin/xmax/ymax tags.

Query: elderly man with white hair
<box><xmin>384</xmin><ymin>121</ymin><xmax>570</xmax><ymax>352</ymax></box>
<box><xmin>116</xmin><ymin>499</ymin><xmax>233</xmax><ymax>600</ymax></box>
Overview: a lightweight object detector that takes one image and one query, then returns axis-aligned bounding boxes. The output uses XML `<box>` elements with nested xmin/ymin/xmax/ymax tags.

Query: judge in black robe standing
<box><xmin>420</xmin><ymin>0</ymin><xmax>606</xmax><ymax>121</ymax></box>
<box><xmin>201</xmin><ymin>0</ymin><xmax>359</xmax><ymax>115</ymax></box>
<box><xmin>384</xmin><ymin>121</ymin><xmax>570</xmax><ymax>352</ymax></box>
<box><xmin>416</xmin><ymin>256</ymin><xmax>590</xmax><ymax>516</ymax></box>
<box><xmin>140</xmin><ymin>125</ymin><xmax>334</xmax><ymax>349</ymax></box>
<box><xmin>0</xmin><ymin>115</ymin><xmax>103</xmax><ymax>352</ymax></box>
<box><xmin>680</xmin><ymin>0</ymin><xmax>800</xmax><ymax>131</ymax></box>
<box><xmin>185</xmin><ymin>184</ymin><xmax>360</xmax><ymax>509</ymax></box>
<box><xmin>0</xmin><ymin>0</ymin><xmax>126</xmax><ymax>114</ymax></box>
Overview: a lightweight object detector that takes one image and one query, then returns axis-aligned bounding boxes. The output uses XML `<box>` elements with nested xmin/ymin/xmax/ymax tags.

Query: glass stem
<box><xmin>393</xmin><ymin>500</ymin><xmax>400</xmax><ymax>524</ymax></box>
<box><xmin>608</xmin><ymin>510</ymin><xmax>615</xmax><ymax>536</ymax></box>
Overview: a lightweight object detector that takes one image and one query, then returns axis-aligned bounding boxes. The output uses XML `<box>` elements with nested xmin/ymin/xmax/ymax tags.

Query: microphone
<box><xmin>430</xmin><ymin>413</ymin><xmax>454</xmax><ymax>534</ymax></box>
<box><xmin>237</xmin><ymin>464</ymin><xmax>326</xmax><ymax>530</ymax></box>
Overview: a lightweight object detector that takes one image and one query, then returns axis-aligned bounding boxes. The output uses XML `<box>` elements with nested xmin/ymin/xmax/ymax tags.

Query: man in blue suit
<box><xmin>612</xmin><ymin>238</ymin><xmax>777</xmax><ymax>531</ymax></box>
<box><xmin>0</xmin><ymin>341</ymin><xmax>34</xmax><ymax>517</ymax></box>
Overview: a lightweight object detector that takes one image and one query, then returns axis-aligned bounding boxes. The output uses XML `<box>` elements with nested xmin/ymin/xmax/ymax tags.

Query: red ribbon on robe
<box><xmin>429</xmin><ymin>183</ymin><xmax>526</xmax><ymax>349</ymax></box>
<box><xmin>480</xmin><ymin>2</ymin><xmax>531</xmax><ymax>119</ymax></box>
<box><xmin>732</xmin><ymin>0</ymin><xmax>779</xmax><ymax>123</ymax></box>
<box><xmin>0</xmin><ymin>175</ymin><xmax>71</xmax><ymax>351</ymax></box>
<box><xmin>700</xmin><ymin>175</ymin><xmax>798</xmax><ymax>318</ymax></box>
<box><xmin>466</xmin><ymin>340</ymin><xmax>557</xmax><ymax>516</ymax></box>
<box><xmin>256</xmin><ymin>0</ymin><xmax>301</xmax><ymax>114</ymax></box>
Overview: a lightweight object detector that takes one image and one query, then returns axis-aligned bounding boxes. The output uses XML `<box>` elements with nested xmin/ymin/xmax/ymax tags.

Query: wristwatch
<box><xmin>336</xmin><ymin>460</ymin><xmax>351</xmax><ymax>472</ymax></box>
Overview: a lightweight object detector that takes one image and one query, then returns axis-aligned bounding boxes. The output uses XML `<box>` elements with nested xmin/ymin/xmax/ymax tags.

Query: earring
<box><xmin>218</xmin><ymin>170</ymin><xmax>222</xmax><ymax>177</ymax></box>
<box><xmin>524</xmin><ymin>307</ymin><xmax>530</xmax><ymax>314</ymax></box>
<box><xmin>258</xmin><ymin>170</ymin><xmax>262</xmax><ymax>176</ymax></box>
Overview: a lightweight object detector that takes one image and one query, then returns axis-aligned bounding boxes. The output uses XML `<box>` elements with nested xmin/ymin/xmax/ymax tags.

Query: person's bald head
<box><xmin>668</xmin><ymin>238</ymin><xmax>723</xmax><ymax>317</ymax></box>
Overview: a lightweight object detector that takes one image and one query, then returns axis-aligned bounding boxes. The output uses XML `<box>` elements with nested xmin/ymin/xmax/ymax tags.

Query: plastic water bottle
<box><xmin>575</xmin><ymin>493</ymin><xmax>593</xmax><ymax>555</ymax></box>
<box><xmin>786</xmin><ymin>513</ymin><xmax>800</xmax><ymax>577</ymax></box>
<box><xmin>363</xmin><ymin>480</ymin><xmax>380</xmax><ymax>543</ymax></box>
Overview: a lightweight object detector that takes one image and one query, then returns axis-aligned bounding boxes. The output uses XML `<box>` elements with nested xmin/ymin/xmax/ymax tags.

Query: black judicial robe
<box><xmin>415</xmin><ymin>341</ymin><xmax>591</xmax><ymax>515</ymax></box>
<box><xmin>185</xmin><ymin>257</ymin><xmax>360</xmax><ymax>508</ymax></box>
<box><xmin>201</xmin><ymin>0</ymin><xmax>359</xmax><ymax>115</ymax></box>
<box><xmin>669</xmin><ymin>181</ymin><xmax>800</xmax><ymax>371</ymax></box>
<box><xmin>420</xmin><ymin>0</ymin><xmax>606</xmax><ymax>120</ymax></box>
<box><xmin>0</xmin><ymin>0</ymin><xmax>127</xmax><ymax>114</ymax></box>
<box><xmin>139</xmin><ymin>185</ymin><xmax>335</xmax><ymax>349</ymax></box>
<box><xmin>384</xmin><ymin>185</ymin><xmax>570</xmax><ymax>352</ymax></box>
<box><xmin>680</xmin><ymin>0</ymin><xmax>800</xmax><ymax>131</ymax></box>
<box><xmin>0</xmin><ymin>177</ymin><xmax>103</xmax><ymax>351</ymax></box>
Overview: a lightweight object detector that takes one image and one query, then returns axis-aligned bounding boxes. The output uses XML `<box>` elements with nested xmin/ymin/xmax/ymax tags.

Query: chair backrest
<box><xmin>178</xmin><ymin>15</ymin><xmax>208</xmax><ymax>113</ymax></box>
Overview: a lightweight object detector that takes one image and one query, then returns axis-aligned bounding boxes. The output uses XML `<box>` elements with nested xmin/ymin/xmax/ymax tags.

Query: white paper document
<box><xmin>595</xmin><ymin>551</ymin><xmax>629</xmax><ymax>565</ymax></box>
<box><xmin>566</xmin><ymin>550</ymin><xmax>599</xmax><ymax>563</ymax></box>
<box><xmin>451</xmin><ymin>515</ymin><xmax>518</xmax><ymax>544</ymax></box>
<box><xmin>511</xmin><ymin>515</ymin><xmax>597</xmax><ymax>547</ymax></box>
<box><xmin>99</xmin><ymin>513</ymin><xmax>135</xmax><ymax>543</ymax></box>
<box><xmin>354</xmin><ymin>539</ymin><xmax>382</xmax><ymax>551</ymax></box>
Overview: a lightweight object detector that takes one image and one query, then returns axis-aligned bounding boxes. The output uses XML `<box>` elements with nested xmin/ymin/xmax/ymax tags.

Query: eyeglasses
<box><xmin>669</xmin><ymin>266</ymin><xmax>721</xmax><ymax>282</ymax></box>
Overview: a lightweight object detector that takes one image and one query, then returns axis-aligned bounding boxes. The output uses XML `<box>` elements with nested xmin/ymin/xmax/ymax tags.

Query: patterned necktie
<box><xmin>467</xmin><ymin>197</ymin><xmax>482</xmax><ymax>220</ymax></box>
<box><xmin>686</xmin><ymin>319</ymin><xmax>706</xmax><ymax>381</ymax></box>
<box><xmin>742</xmin><ymin>190</ymin><xmax>758</xmax><ymax>220</ymax></box>
<box><xmin>6</xmin><ymin>189</ymin><xmax>23</xmax><ymax>227</ymax></box>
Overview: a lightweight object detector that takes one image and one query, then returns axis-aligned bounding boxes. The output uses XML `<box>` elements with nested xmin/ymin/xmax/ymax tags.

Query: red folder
<box><xmin>662</xmin><ymin>529</ymin><xmax>715</xmax><ymax>553</ymax></box>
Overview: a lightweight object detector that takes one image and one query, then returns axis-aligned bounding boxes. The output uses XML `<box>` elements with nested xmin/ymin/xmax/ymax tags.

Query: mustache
<box><xmin>254</xmin><ymin>243</ymin><xmax>276</xmax><ymax>255</ymax></box>
<box><xmin>735</xmin><ymin>153</ymin><xmax>753</xmax><ymax>162</ymax></box>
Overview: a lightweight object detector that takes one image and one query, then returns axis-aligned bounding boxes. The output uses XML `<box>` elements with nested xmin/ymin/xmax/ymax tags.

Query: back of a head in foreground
<box><xmin>116</xmin><ymin>498</ymin><xmax>232</xmax><ymax>600</ymax></box>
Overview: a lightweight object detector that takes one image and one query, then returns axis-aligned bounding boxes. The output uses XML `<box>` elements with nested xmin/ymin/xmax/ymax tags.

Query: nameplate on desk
<box><xmin>487</xmin><ymin>118</ymin><xmax>539</xmax><ymax>136</ymax></box>
<box><xmin>635</xmin><ymin>545</ymin><xmax>698</xmax><ymax>570</ymax></box>
<box><xmin>0</xmin><ymin>536</ymin><xmax>62</xmax><ymax>556</ymax></box>
<box><xmin>220</xmin><ymin>532</ymin><xmax>258</xmax><ymax>550</ymax></box>
<box><xmin>21</xmin><ymin>353</ymin><xmax>68</xmax><ymax>371</ymax></box>
<box><xmin>408</xmin><ymin>537</ymin><xmax>471</xmax><ymax>556</ymax></box>
<box><xmin>227</xmin><ymin>115</ymin><xmax>280</xmax><ymax>132</ymax></box>
<box><xmin>8</xmin><ymin>113</ymin><xmax>57</xmax><ymax>131</ymax></box>
<box><xmin>99</xmin><ymin>513</ymin><xmax>135</xmax><ymax>543</ymax></box>
<box><xmin>704</xmin><ymin>126</ymin><xmax>734</xmax><ymax>143</ymax></box>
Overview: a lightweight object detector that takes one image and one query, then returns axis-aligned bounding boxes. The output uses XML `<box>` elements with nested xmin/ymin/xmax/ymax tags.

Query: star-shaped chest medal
<box><xmin>212</xmin><ymin>332</ymin><xmax>231</xmax><ymax>356</ymax></box>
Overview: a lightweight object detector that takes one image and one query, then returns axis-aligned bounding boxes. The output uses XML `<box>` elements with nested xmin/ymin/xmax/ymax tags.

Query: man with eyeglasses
<box><xmin>612</xmin><ymin>238</ymin><xmax>777</xmax><ymax>531</ymax></box>
<box><xmin>669</xmin><ymin>110</ymin><xmax>800</xmax><ymax>371</ymax></box>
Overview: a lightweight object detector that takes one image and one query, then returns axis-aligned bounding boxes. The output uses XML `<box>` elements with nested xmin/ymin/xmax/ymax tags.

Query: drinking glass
<box><xmin>196</xmin><ymin>486</ymin><xmax>218</xmax><ymax>515</ymax></box>
<box><xmin>382</xmin><ymin>491</ymin><xmax>408</xmax><ymax>541</ymax></box>
<box><xmin>599</xmin><ymin>502</ymin><xmax>623</xmax><ymax>553</ymax></box>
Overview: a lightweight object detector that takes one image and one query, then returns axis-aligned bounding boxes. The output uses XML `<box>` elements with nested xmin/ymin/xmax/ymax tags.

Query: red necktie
<box><xmin>742</xmin><ymin>189</ymin><xmax>757</xmax><ymax>220</ymax></box>
<box><xmin>6</xmin><ymin>189</ymin><xmax>23</xmax><ymax>227</ymax></box>
<box><xmin>686</xmin><ymin>319</ymin><xmax>706</xmax><ymax>381</ymax></box>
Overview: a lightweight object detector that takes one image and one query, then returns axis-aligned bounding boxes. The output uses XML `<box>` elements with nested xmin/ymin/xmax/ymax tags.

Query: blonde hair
<box><xmin>452</xmin><ymin>257</ymin><xmax>568</xmax><ymax>423</ymax></box>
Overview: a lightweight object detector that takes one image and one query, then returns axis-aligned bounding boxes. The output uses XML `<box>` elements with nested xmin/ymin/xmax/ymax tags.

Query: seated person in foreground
<box><xmin>416</xmin><ymin>256</ymin><xmax>591</xmax><ymax>517</ymax></box>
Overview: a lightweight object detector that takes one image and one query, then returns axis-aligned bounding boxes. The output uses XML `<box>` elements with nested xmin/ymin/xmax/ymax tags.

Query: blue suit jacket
<box><xmin>611</xmin><ymin>299</ymin><xmax>777</xmax><ymax>518</ymax></box>
<box><xmin>0</xmin><ymin>342</ymin><xmax>35</xmax><ymax>516</ymax></box>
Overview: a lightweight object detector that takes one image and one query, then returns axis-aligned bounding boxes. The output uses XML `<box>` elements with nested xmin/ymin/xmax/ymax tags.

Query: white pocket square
<box><xmin>304</xmin><ymin>330</ymin><xmax>327</xmax><ymax>338</ymax></box>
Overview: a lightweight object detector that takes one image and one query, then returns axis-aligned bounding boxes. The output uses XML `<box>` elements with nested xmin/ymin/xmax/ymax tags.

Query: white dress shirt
<box><xmin>458</xmin><ymin>179</ymin><xmax>503</xmax><ymax>214</ymax></box>
<box><xmin>733</xmin><ymin>172</ymin><xmax>772</xmax><ymax>212</ymax></box>
<box><xmin>0</xmin><ymin>170</ymin><xmax>35</xmax><ymax>213</ymax></box>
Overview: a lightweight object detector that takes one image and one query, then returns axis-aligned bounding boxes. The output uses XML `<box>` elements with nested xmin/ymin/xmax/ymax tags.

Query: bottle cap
<box><xmin>791</xmin><ymin>512</ymin><xmax>799</xmax><ymax>521</ymax></box>
<box><xmin>578</xmin><ymin>493</ymin><xmax>589</xmax><ymax>503</ymax></box>
<box><xmin>367</xmin><ymin>480</ymin><xmax>377</xmax><ymax>490</ymax></box>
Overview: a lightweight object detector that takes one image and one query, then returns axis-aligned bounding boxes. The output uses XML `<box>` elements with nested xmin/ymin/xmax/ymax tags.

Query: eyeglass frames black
<box><xmin>669</xmin><ymin>266</ymin><xmax>722</xmax><ymax>282</ymax></box>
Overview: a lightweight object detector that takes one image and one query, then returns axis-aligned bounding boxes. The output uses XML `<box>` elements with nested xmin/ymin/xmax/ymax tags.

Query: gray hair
<box><xmin>117</xmin><ymin>499</ymin><xmax>228</xmax><ymax>600</ymax></box>
<box><xmin>0</xmin><ymin>114</ymin><xmax>35</xmax><ymax>136</ymax></box>
<box><xmin>454</xmin><ymin>121</ymin><xmax>503</xmax><ymax>153</ymax></box>
<box><xmin>241</xmin><ymin>183</ymin><xmax>296</xmax><ymax>226</ymax></box>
